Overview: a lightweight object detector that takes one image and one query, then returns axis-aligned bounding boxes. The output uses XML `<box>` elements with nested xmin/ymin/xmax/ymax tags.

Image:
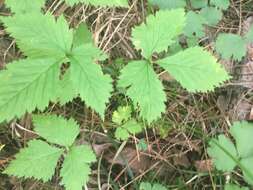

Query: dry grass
<box><xmin>0</xmin><ymin>0</ymin><xmax>253</xmax><ymax>189</ymax></box>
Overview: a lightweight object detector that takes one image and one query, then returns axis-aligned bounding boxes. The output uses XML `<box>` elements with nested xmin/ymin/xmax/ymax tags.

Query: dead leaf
<box><xmin>195</xmin><ymin>159</ymin><xmax>213</xmax><ymax>172</ymax></box>
<box><xmin>240</xmin><ymin>61</ymin><xmax>253</xmax><ymax>88</ymax></box>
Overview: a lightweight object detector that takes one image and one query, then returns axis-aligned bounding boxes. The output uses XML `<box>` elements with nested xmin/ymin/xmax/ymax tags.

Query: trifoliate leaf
<box><xmin>190</xmin><ymin>0</ymin><xmax>208</xmax><ymax>9</ymax></box>
<box><xmin>5</xmin><ymin>0</ymin><xmax>44</xmax><ymax>14</ymax></box>
<box><xmin>73</xmin><ymin>23</ymin><xmax>93</xmax><ymax>48</ymax></box>
<box><xmin>64</xmin><ymin>0</ymin><xmax>128</xmax><ymax>7</ymax></box>
<box><xmin>115</xmin><ymin>120</ymin><xmax>143</xmax><ymax>140</ymax></box>
<box><xmin>184</xmin><ymin>11</ymin><xmax>207</xmax><ymax>38</ymax></box>
<box><xmin>215</xmin><ymin>33</ymin><xmax>247</xmax><ymax>61</ymax></box>
<box><xmin>70</xmin><ymin>44</ymin><xmax>113</xmax><ymax>119</ymax></box>
<box><xmin>157</xmin><ymin>46</ymin><xmax>230</xmax><ymax>92</ymax></box>
<box><xmin>118</xmin><ymin>61</ymin><xmax>166</xmax><ymax>123</ymax></box>
<box><xmin>60</xmin><ymin>145</ymin><xmax>96</xmax><ymax>190</ymax></box>
<box><xmin>33</xmin><ymin>115</ymin><xmax>79</xmax><ymax>147</ymax></box>
<box><xmin>0</xmin><ymin>58</ymin><xmax>60</xmax><ymax>123</ymax></box>
<box><xmin>240</xmin><ymin>157</ymin><xmax>253</xmax><ymax>185</ymax></box>
<box><xmin>132</xmin><ymin>9</ymin><xmax>186</xmax><ymax>59</ymax></box>
<box><xmin>225</xmin><ymin>184</ymin><xmax>249</xmax><ymax>190</ymax></box>
<box><xmin>200</xmin><ymin>7</ymin><xmax>222</xmax><ymax>26</ymax></box>
<box><xmin>4</xmin><ymin>140</ymin><xmax>63</xmax><ymax>182</ymax></box>
<box><xmin>207</xmin><ymin>135</ymin><xmax>238</xmax><ymax>172</ymax></box>
<box><xmin>112</xmin><ymin>106</ymin><xmax>132</xmax><ymax>125</ymax></box>
<box><xmin>210</xmin><ymin>0</ymin><xmax>230</xmax><ymax>10</ymax></box>
<box><xmin>1</xmin><ymin>13</ymin><xmax>73</xmax><ymax>59</ymax></box>
<box><xmin>230</xmin><ymin>121</ymin><xmax>253</xmax><ymax>158</ymax></box>
<box><xmin>148</xmin><ymin>0</ymin><xmax>186</xmax><ymax>10</ymax></box>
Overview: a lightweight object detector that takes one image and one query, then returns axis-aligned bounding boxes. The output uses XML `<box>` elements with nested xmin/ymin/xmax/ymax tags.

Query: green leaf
<box><xmin>200</xmin><ymin>7</ymin><xmax>222</xmax><ymax>26</ymax></box>
<box><xmin>115</xmin><ymin>119</ymin><xmax>143</xmax><ymax>140</ymax></box>
<box><xmin>190</xmin><ymin>0</ymin><xmax>208</xmax><ymax>9</ymax></box>
<box><xmin>207</xmin><ymin>135</ymin><xmax>238</xmax><ymax>172</ymax></box>
<box><xmin>64</xmin><ymin>0</ymin><xmax>129</xmax><ymax>7</ymax></box>
<box><xmin>70</xmin><ymin>44</ymin><xmax>113</xmax><ymax>119</ymax></box>
<box><xmin>215</xmin><ymin>33</ymin><xmax>247</xmax><ymax>61</ymax></box>
<box><xmin>139</xmin><ymin>182</ymin><xmax>167</xmax><ymax>190</ymax></box>
<box><xmin>153</xmin><ymin>184</ymin><xmax>167</xmax><ymax>190</ymax></box>
<box><xmin>57</xmin><ymin>69</ymin><xmax>79</xmax><ymax>105</ymax></box>
<box><xmin>225</xmin><ymin>184</ymin><xmax>249</xmax><ymax>190</ymax></box>
<box><xmin>230</xmin><ymin>121</ymin><xmax>253</xmax><ymax>158</ymax></box>
<box><xmin>33</xmin><ymin>115</ymin><xmax>80</xmax><ymax>147</ymax></box>
<box><xmin>4</xmin><ymin>140</ymin><xmax>63</xmax><ymax>182</ymax></box>
<box><xmin>1</xmin><ymin>13</ymin><xmax>73</xmax><ymax>59</ymax></box>
<box><xmin>184</xmin><ymin>11</ymin><xmax>207</xmax><ymax>38</ymax></box>
<box><xmin>118</xmin><ymin>61</ymin><xmax>166</xmax><ymax>123</ymax></box>
<box><xmin>210</xmin><ymin>0</ymin><xmax>230</xmax><ymax>10</ymax></box>
<box><xmin>112</xmin><ymin>106</ymin><xmax>132</xmax><ymax>125</ymax></box>
<box><xmin>5</xmin><ymin>0</ymin><xmax>44</xmax><ymax>14</ymax></box>
<box><xmin>140</xmin><ymin>182</ymin><xmax>152</xmax><ymax>190</ymax></box>
<box><xmin>157</xmin><ymin>46</ymin><xmax>230</xmax><ymax>92</ymax></box>
<box><xmin>148</xmin><ymin>0</ymin><xmax>186</xmax><ymax>10</ymax></box>
<box><xmin>240</xmin><ymin>157</ymin><xmax>253</xmax><ymax>185</ymax></box>
<box><xmin>73</xmin><ymin>23</ymin><xmax>93</xmax><ymax>48</ymax></box>
<box><xmin>132</xmin><ymin>9</ymin><xmax>186</xmax><ymax>59</ymax></box>
<box><xmin>60</xmin><ymin>145</ymin><xmax>96</xmax><ymax>190</ymax></box>
<box><xmin>0</xmin><ymin>58</ymin><xmax>60</xmax><ymax>123</ymax></box>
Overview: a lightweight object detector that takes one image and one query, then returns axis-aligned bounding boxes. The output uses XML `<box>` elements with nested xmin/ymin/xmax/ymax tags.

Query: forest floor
<box><xmin>1</xmin><ymin>0</ymin><xmax>253</xmax><ymax>189</ymax></box>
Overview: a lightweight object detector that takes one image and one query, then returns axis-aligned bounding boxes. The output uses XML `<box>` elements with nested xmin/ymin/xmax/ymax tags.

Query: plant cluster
<box><xmin>0</xmin><ymin>0</ymin><xmax>252</xmax><ymax>189</ymax></box>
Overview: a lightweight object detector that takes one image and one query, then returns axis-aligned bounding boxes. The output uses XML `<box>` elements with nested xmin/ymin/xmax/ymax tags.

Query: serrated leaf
<box><xmin>115</xmin><ymin>127</ymin><xmax>129</xmax><ymax>141</ymax></box>
<box><xmin>207</xmin><ymin>135</ymin><xmax>238</xmax><ymax>172</ymax></box>
<box><xmin>115</xmin><ymin>120</ymin><xmax>143</xmax><ymax>140</ymax></box>
<box><xmin>64</xmin><ymin>0</ymin><xmax>128</xmax><ymax>7</ymax></box>
<box><xmin>184</xmin><ymin>11</ymin><xmax>207</xmax><ymax>38</ymax></box>
<box><xmin>148</xmin><ymin>0</ymin><xmax>186</xmax><ymax>10</ymax></box>
<box><xmin>157</xmin><ymin>46</ymin><xmax>230</xmax><ymax>92</ymax></box>
<box><xmin>1</xmin><ymin>13</ymin><xmax>73</xmax><ymax>59</ymax></box>
<box><xmin>69</xmin><ymin>44</ymin><xmax>113</xmax><ymax>119</ymax></box>
<box><xmin>200</xmin><ymin>7</ymin><xmax>222</xmax><ymax>26</ymax></box>
<box><xmin>0</xmin><ymin>58</ymin><xmax>60</xmax><ymax>123</ymax></box>
<box><xmin>215</xmin><ymin>33</ymin><xmax>247</xmax><ymax>61</ymax></box>
<box><xmin>60</xmin><ymin>145</ymin><xmax>96</xmax><ymax>190</ymax></box>
<box><xmin>4</xmin><ymin>140</ymin><xmax>63</xmax><ymax>182</ymax></box>
<box><xmin>5</xmin><ymin>0</ymin><xmax>44</xmax><ymax>14</ymax></box>
<box><xmin>225</xmin><ymin>184</ymin><xmax>249</xmax><ymax>190</ymax></box>
<box><xmin>33</xmin><ymin>115</ymin><xmax>79</xmax><ymax>147</ymax></box>
<box><xmin>230</xmin><ymin>121</ymin><xmax>253</xmax><ymax>158</ymax></box>
<box><xmin>132</xmin><ymin>9</ymin><xmax>186</xmax><ymax>59</ymax></box>
<box><xmin>210</xmin><ymin>0</ymin><xmax>230</xmax><ymax>10</ymax></box>
<box><xmin>57</xmin><ymin>69</ymin><xmax>79</xmax><ymax>105</ymax></box>
<box><xmin>73</xmin><ymin>23</ymin><xmax>93</xmax><ymax>48</ymax></box>
<box><xmin>118</xmin><ymin>61</ymin><xmax>166</xmax><ymax>123</ymax></box>
<box><xmin>112</xmin><ymin>106</ymin><xmax>132</xmax><ymax>125</ymax></box>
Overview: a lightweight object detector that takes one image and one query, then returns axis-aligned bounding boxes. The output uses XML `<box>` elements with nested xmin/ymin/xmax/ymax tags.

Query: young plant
<box><xmin>112</xmin><ymin>106</ymin><xmax>143</xmax><ymax>140</ymax></box>
<box><xmin>208</xmin><ymin>121</ymin><xmax>253</xmax><ymax>186</ymax></box>
<box><xmin>4</xmin><ymin>115</ymin><xmax>96</xmax><ymax>190</ymax></box>
<box><xmin>118</xmin><ymin>8</ymin><xmax>230</xmax><ymax>124</ymax></box>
